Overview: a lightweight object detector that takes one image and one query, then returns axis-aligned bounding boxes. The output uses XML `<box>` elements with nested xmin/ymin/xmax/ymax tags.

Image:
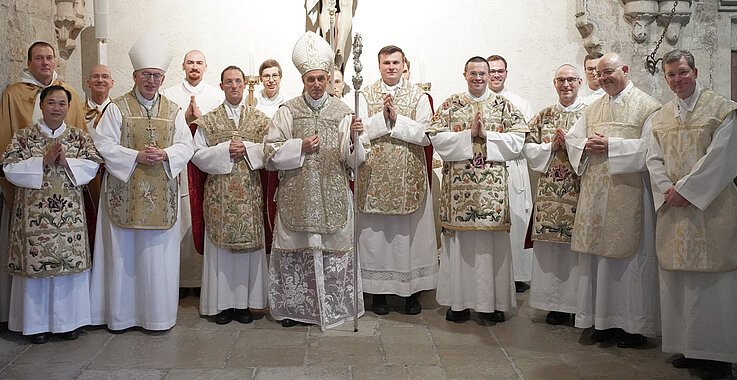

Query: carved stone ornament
<box><xmin>657</xmin><ymin>0</ymin><xmax>692</xmax><ymax>45</ymax></box>
<box><xmin>54</xmin><ymin>0</ymin><xmax>86</xmax><ymax>59</ymax></box>
<box><xmin>623</xmin><ymin>0</ymin><xmax>659</xmax><ymax>44</ymax></box>
<box><xmin>575</xmin><ymin>0</ymin><xmax>602</xmax><ymax>54</ymax></box>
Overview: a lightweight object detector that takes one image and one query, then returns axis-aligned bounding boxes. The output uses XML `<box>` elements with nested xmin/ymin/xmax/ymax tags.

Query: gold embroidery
<box><xmin>196</xmin><ymin>104</ymin><xmax>269</xmax><ymax>251</ymax></box>
<box><xmin>105</xmin><ymin>92</ymin><xmax>179</xmax><ymax>230</ymax></box>
<box><xmin>357</xmin><ymin>80</ymin><xmax>427</xmax><ymax>215</ymax></box>
<box><xmin>571</xmin><ymin>87</ymin><xmax>661</xmax><ymax>258</ymax></box>
<box><xmin>526</xmin><ymin>105</ymin><xmax>585</xmax><ymax>243</ymax></box>
<box><xmin>430</xmin><ymin>93</ymin><xmax>529</xmax><ymax>231</ymax></box>
<box><xmin>651</xmin><ymin>90</ymin><xmax>737</xmax><ymax>272</ymax></box>
<box><xmin>276</xmin><ymin>96</ymin><xmax>352</xmax><ymax>234</ymax></box>
<box><xmin>3</xmin><ymin>125</ymin><xmax>102</xmax><ymax>278</ymax></box>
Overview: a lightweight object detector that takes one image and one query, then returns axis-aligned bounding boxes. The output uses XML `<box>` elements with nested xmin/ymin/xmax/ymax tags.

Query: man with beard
<box><xmin>162</xmin><ymin>49</ymin><xmax>224</xmax><ymax>299</ymax></box>
<box><xmin>523</xmin><ymin>64</ymin><xmax>586</xmax><ymax>325</ymax></box>
<box><xmin>566</xmin><ymin>53</ymin><xmax>661</xmax><ymax>348</ymax></box>
<box><xmin>429</xmin><ymin>56</ymin><xmax>528</xmax><ymax>323</ymax></box>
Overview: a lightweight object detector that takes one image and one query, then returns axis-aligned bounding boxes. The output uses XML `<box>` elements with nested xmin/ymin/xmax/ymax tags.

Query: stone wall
<box><xmin>577</xmin><ymin>0</ymin><xmax>734</xmax><ymax>103</ymax></box>
<box><xmin>0</xmin><ymin>0</ymin><xmax>88</xmax><ymax>99</ymax></box>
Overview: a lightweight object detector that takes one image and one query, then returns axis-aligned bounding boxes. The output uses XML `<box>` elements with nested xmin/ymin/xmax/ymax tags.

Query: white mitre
<box><xmin>292</xmin><ymin>31</ymin><xmax>333</xmax><ymax>76</ymax></box>
<box><xmin>128</xmin><ymin>30</ymin><xmax>173</xmax><ymax>72</ymax></box>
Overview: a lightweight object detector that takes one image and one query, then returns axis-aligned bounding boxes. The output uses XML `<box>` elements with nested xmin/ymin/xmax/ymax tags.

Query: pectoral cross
<box><xmin>145</xmin><ymin>120</ymin><xmax>159</xmax><ymax>148</ymax></box>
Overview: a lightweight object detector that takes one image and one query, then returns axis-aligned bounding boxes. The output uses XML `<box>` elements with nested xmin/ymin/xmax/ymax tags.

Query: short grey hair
<box><xmin>554</xmin><ymin>64</ymin><xmax>580</xmax><ymax>78</ymax></box>
<box><xmin>662</xmin><ymin>49</ymin><xmax>695</xmax><ymax>72</ymax></box>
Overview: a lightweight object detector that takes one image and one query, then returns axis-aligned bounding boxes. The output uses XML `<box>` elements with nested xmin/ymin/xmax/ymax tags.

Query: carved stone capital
<box><xmin>54</xmin><ymin>0</ymin><xmax>86</xmax><ymax>59</ymax></box>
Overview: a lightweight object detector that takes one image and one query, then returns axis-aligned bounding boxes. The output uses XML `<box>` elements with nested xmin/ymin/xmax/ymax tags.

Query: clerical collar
<box><xmin>135</xmin><ymin>87</ymin><xmax>158</xmax><ymax>108</ymax></box>
<box><xmin>381</xmin><ymin>79</ymin><xmax>403</xmax><ymax>94</ymax></box>
<box><xmin>182</xmin><ymin>80</ymin><xmax>206</xmax><ymax>95</ymax></box>
<box><xmin>556</xmin><ymin>97</ymin><xmax>585</xmax><ymax>112</ymax></box>
<box><xmin>87</xmin><ymin>97</ymin><xmax>110</xmax><ymax>110</ymax></box>
<box><xmin>304</xmin><ymin>92</ymin><xmax>328</xmax><ymax>109</ymax></box>
<box><xmin>224</xmin><ymin>99</ymin><xmax>242</xmax><ymax>117</ymax></box>
<box><xmin>609</xmin><ymin>81</ymin><xmax>633</xmax><ymax>104</ymax></box>
<box><xmin>673</xmin><ymin>81</ymin><xmax>702</xmax><ymax>119</ymax></box>
<box><xmin>259</xmin><ymin>89</ymin><xmax>284</xmax><ymax>105</ymax></box>
<box><xmin>19</xmin><ymin>68</ymin><xmax>58</xmax><ymax>88</ymax></box>
<box><xmin>590</xmin><ymin>88</ymin><xmax>605</xmax><ymax>96</ymax></box>
<box><xmin>466</xmin><ymin>88</ymin><xmax>491</xmax><ymax>102</ymax></box>
<box><xmin>38</xmin><ymin>119</ymin><xmax>66</xmax><ymax>138</ymax></box>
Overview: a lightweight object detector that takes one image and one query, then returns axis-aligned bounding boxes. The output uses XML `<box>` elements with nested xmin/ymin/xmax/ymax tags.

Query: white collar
<box><xmin>182</xmin><ymin>80</ymin><xmax>206</xmax><ymax>95</ymax></box>
<box><xmin>135</xmin><ymin>87</ymin><xmax>158</xmax><ymax>108</ymax></box>
<box><xmin>466</xmin><ymin>88</ymin><xmax>491</xmax><ymax>102</ymax></box>
<box><xmin>674</xmin><ymin>81</ymin><xmax>702</xmax><ymax>117</ymax></box>
<box><xmin>304</xmin><ymin>92</ymin><xmax>328</xmax><ymax>109</ymax></box>
<box><xmin>38</xmin><ymin>119</ymin><xmax>66</xmax><ymax>138</ymax></box>
<box><xmin>259</xmin><ymin>89</ymin><xmax>284</xmax><ymax>104</ymax></box>
<box><xmin>19</xmin><ymin>68</ymin><xmax>58</xmax><ymax>88</ymax></box>
<box><xmin>555</xmin><ymin>97</ymin><xmax>585</xmax><ymax>112</ymax></box>
<box><xmin>87</xmin><ymin>97</ymin><xmax>110</xmax><ymax>110</ymax></box>
<box><xmin>608</xmin><ymin>81</ymin><xmax>633</xmax><ymax>104</ymax></box>
<box><xmin>381</xmin><ymin>78</ymin><xmax>403</xmax><ymax>94</ymax></box>
<box><xmin>225</xmin><ymin>99</ymin><xmax>243</xmax><ymax>112</ymax></box>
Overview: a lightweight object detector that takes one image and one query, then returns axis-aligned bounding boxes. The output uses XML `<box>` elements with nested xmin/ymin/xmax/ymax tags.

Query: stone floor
<box><xmin>0</xmin><ymin>290</ymin><xmax>733</xmax><ymax>380</ymax></box>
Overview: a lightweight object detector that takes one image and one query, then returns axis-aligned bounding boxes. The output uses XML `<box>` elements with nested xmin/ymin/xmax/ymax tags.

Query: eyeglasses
<box><xmin>261</xmin><ymin>74</ymin><xmax>281</xmax><ymax>81</ymax></box>
<box><xmin>223</xmin><ymin>79</ymin><xmax>244</xmax><ymax>86</ymax></box>
<box><xmin>139</xmin><ymin>72</ymin><xmax>164</xmax><ymax>81</ymax></box>
<box><xmin>585</xmin><ymin>67</ymin><xmax>597</xmax><ymax>72</ymax></box>
<box><xmin>489</xmin><ymin>69</ymin><xmax>506</xmax><ymax>75</ymax></box>
<box><xmin>594</xmin><ymin>65</ymin><xmax>623</xmax><ymax>79</ymax></box>
<box><xmin>466</xmin><ymin>72</ymin><xmax>488</xmax><ymax>78</ymax></box>
<box><xmin>555</xmin><ymin>77</ymin><xmax>579</xmax><ymax>84</ymax></box>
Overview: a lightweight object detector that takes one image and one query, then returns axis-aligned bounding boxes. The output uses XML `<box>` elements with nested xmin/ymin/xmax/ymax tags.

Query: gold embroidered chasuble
<box><xmin>429</xmin><ymin>93</ymin><xmax>528</xmax><ymax>231</ymax></box>
<box><xmin>104</xmin><ymin>91</ymin><xmax>179</xmax><ymax>230</ymax></box>
<box><xmin>357</xmin><ymin>80</ymin><xmax>427</xmax><ymax>215</ymax></box>
<box><xmin>194</xmin><ymin>104</ymin><xmax>270</xmax><ymax>251</ymax></box>
<box><xmin>571</xmin><ymin>87</ymin><xmax>661</xmax><ymax>258</ymax></box>
<box><xmin>269</xmin><ymin>96</ymin><xmax>353</xmax><ymax>235</ymax></box>
<box><xmin>0</xmin><ymin>79</ymin><xmax>87</xmax><ymax>210</ymax></box>
<box><xmin>651</xmin><ymin>90</ymin><xmax>737</xmax><ymax>272</ymax></box>
<box><xmin>2</xmin><ymin>124</ymin><xmax>102</xmax><ymax>278</ymax></box>
<box><xmin>526</xmin><ymin>104</ymin><xmax>585</xmax><ymax>243</ymax></box>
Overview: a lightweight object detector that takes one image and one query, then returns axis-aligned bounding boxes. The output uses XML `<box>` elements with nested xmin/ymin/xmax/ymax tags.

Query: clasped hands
<box><xmin>383</xmin><ymin>93</ymin><xmax>397</xmax><ymax>123</ymax></box>
<box><xmin>664</xmin><ymin>186</ymin><xmax>691</xmax><ymax>208</ymax></box>
<box><xmin>136</xmin><ymin>146</ymin><xmax>168</xmax><ymax>166</ymax></box>
<box><xmin>43</xmin><ymin>142</ymin><xmax>69</xmax><ymax>169</ymax></box>
<box><xmin>184</xmin><ymin>95</ymin><xmax>202</xmax><ymax>124</ymax></box>
<box><xmin>469</xmin><ymin>111</ymin><xmax>487</xmax><ymax>139</ymax></box>
<box><xmin>584</xmin><ymin>132</ymin><xmax>608</xmax><ymax>155</ymax></box>
<box><xmin>552</xmin><ymin>128</ymin><xmax>567</xmax><ymax>151</ymax></box>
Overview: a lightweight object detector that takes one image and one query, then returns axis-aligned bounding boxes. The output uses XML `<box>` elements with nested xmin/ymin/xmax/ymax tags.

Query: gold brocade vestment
<box><xmin>357</xmin><ymin>80</ymin><xmax>427</xmax><ymax>215</ymax></box>
<box><xmin>104</xmin><ymin>91</ymin><xmax>179</xmax><ymax>230</ymax></box>
<box><xmin>526</xmin><ymin>104</ymin><xmax>585</xmax><ymax>243</ymax></box>
<box><xmin>0</xmin><ymin>79</ymin><xmax>87</xmax><ymax>210</ymax></box>
<box><xmin>272</xmin><ymin>96</ymin><xmax>352</xmax><ymax>235</ymax></box>
<box><xmin>429</xmin><ymin>93</ymin><xmax>528</xmax><ymax>231</ymax></box>
<box><xmin>2</xmin><ymin>124</ymin><xmax>102</xmax><ymax>278</ymax></box>
<box><xmin>651</xmin><ymin>90</ymin><xmax>737</xmax><ymax>272</ymax></box>
<box><xmin>571</xmin><ymin>87</ymin><xmax>661</xmax><ymax>258</ymax></box>
<box><xmin>195</xmin><ymin>104</ymin><xmax>270</xmax><ymax>251</ymax></box>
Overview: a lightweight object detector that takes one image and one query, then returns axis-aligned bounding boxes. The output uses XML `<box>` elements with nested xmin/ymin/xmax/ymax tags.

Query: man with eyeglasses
<box><xmin>581</xmin><ymin>53</ymin><xmax>605</xmax><ymax>105</ymax></box>
<box><xmin>428</xmin><ymin>56</ymin><xmax>528</xmax><ymax>323</ymax></box>
<box><xmin>0</xmin><ymin>40</ymin><xmax>88</xmax><ymax>326</ymax></box>
<box><xmin>565</xmin><ymin>52</ymin><xmax>661</xmax><ymax>348</ymax></box>
<box><xmin>89</xmin><ymin>30</ymin><xmax>194</xmax><ymax>333</ymax></box>
<box><xmin>162</xmin><ymin>50</ymin><xmax>224</xmax><ymax>300</ymax></box>
<box><xmin>646</xmin><ymin>49</ymin><xmax>737</xmax><ymax>378</ymax></box>
<box><xmin>486</xmin><ymin>54</ymin><xmax>534</xmax><ymax>295</ymax></box>
<box><xmin>355</xmin><ymin>45</ymin><xmax>437</xmax><ymax>316</ymax></box>
<box><xmin>190</xmin><ymin>65</ymin><xmax>270</xmax><ymax>326</ymax></box>
<box><xmin>523</xmin><ymin>64</ymin><xmax>586</xmax><ymax>326</ymax></box>
<box><xmin>255</xmin><ymin>59</ymin><xmax>287</xmax><ymax>118</ymax></box>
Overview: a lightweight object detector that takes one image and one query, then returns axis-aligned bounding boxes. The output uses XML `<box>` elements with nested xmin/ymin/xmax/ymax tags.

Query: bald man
<box><xmin>565</xmin><ymin>53</ymin><xmax>661</xmax><ymax>348</ymax></box>
<box><xmin>84</xmin><ymin>64</ymin><xmax>114</xmax><ymax>136</ymax></box>
<box><xmin>162</xmin><ymin>50</ymin><xmax>224</xmax><ymax>298</ymax></box>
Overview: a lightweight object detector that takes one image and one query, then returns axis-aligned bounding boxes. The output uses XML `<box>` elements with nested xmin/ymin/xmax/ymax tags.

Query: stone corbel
<box><xmin>657</xmin><ymin>0</ymin><xmax>691</xmax><ymax>45</ymax></box>
<box><xmin>622</xmin><ymin>0</ymin><xmax>659</xmax><ymax>44</ymax></box>
<box><xmin>576</xmin><ymin>0</ymin><xmax>602</xmax><ymax>53</ymax></box>
<box><xmin>54</xmin><ymin>0</ymin><xmax>86</xmax><ymax>59</ymax></box>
